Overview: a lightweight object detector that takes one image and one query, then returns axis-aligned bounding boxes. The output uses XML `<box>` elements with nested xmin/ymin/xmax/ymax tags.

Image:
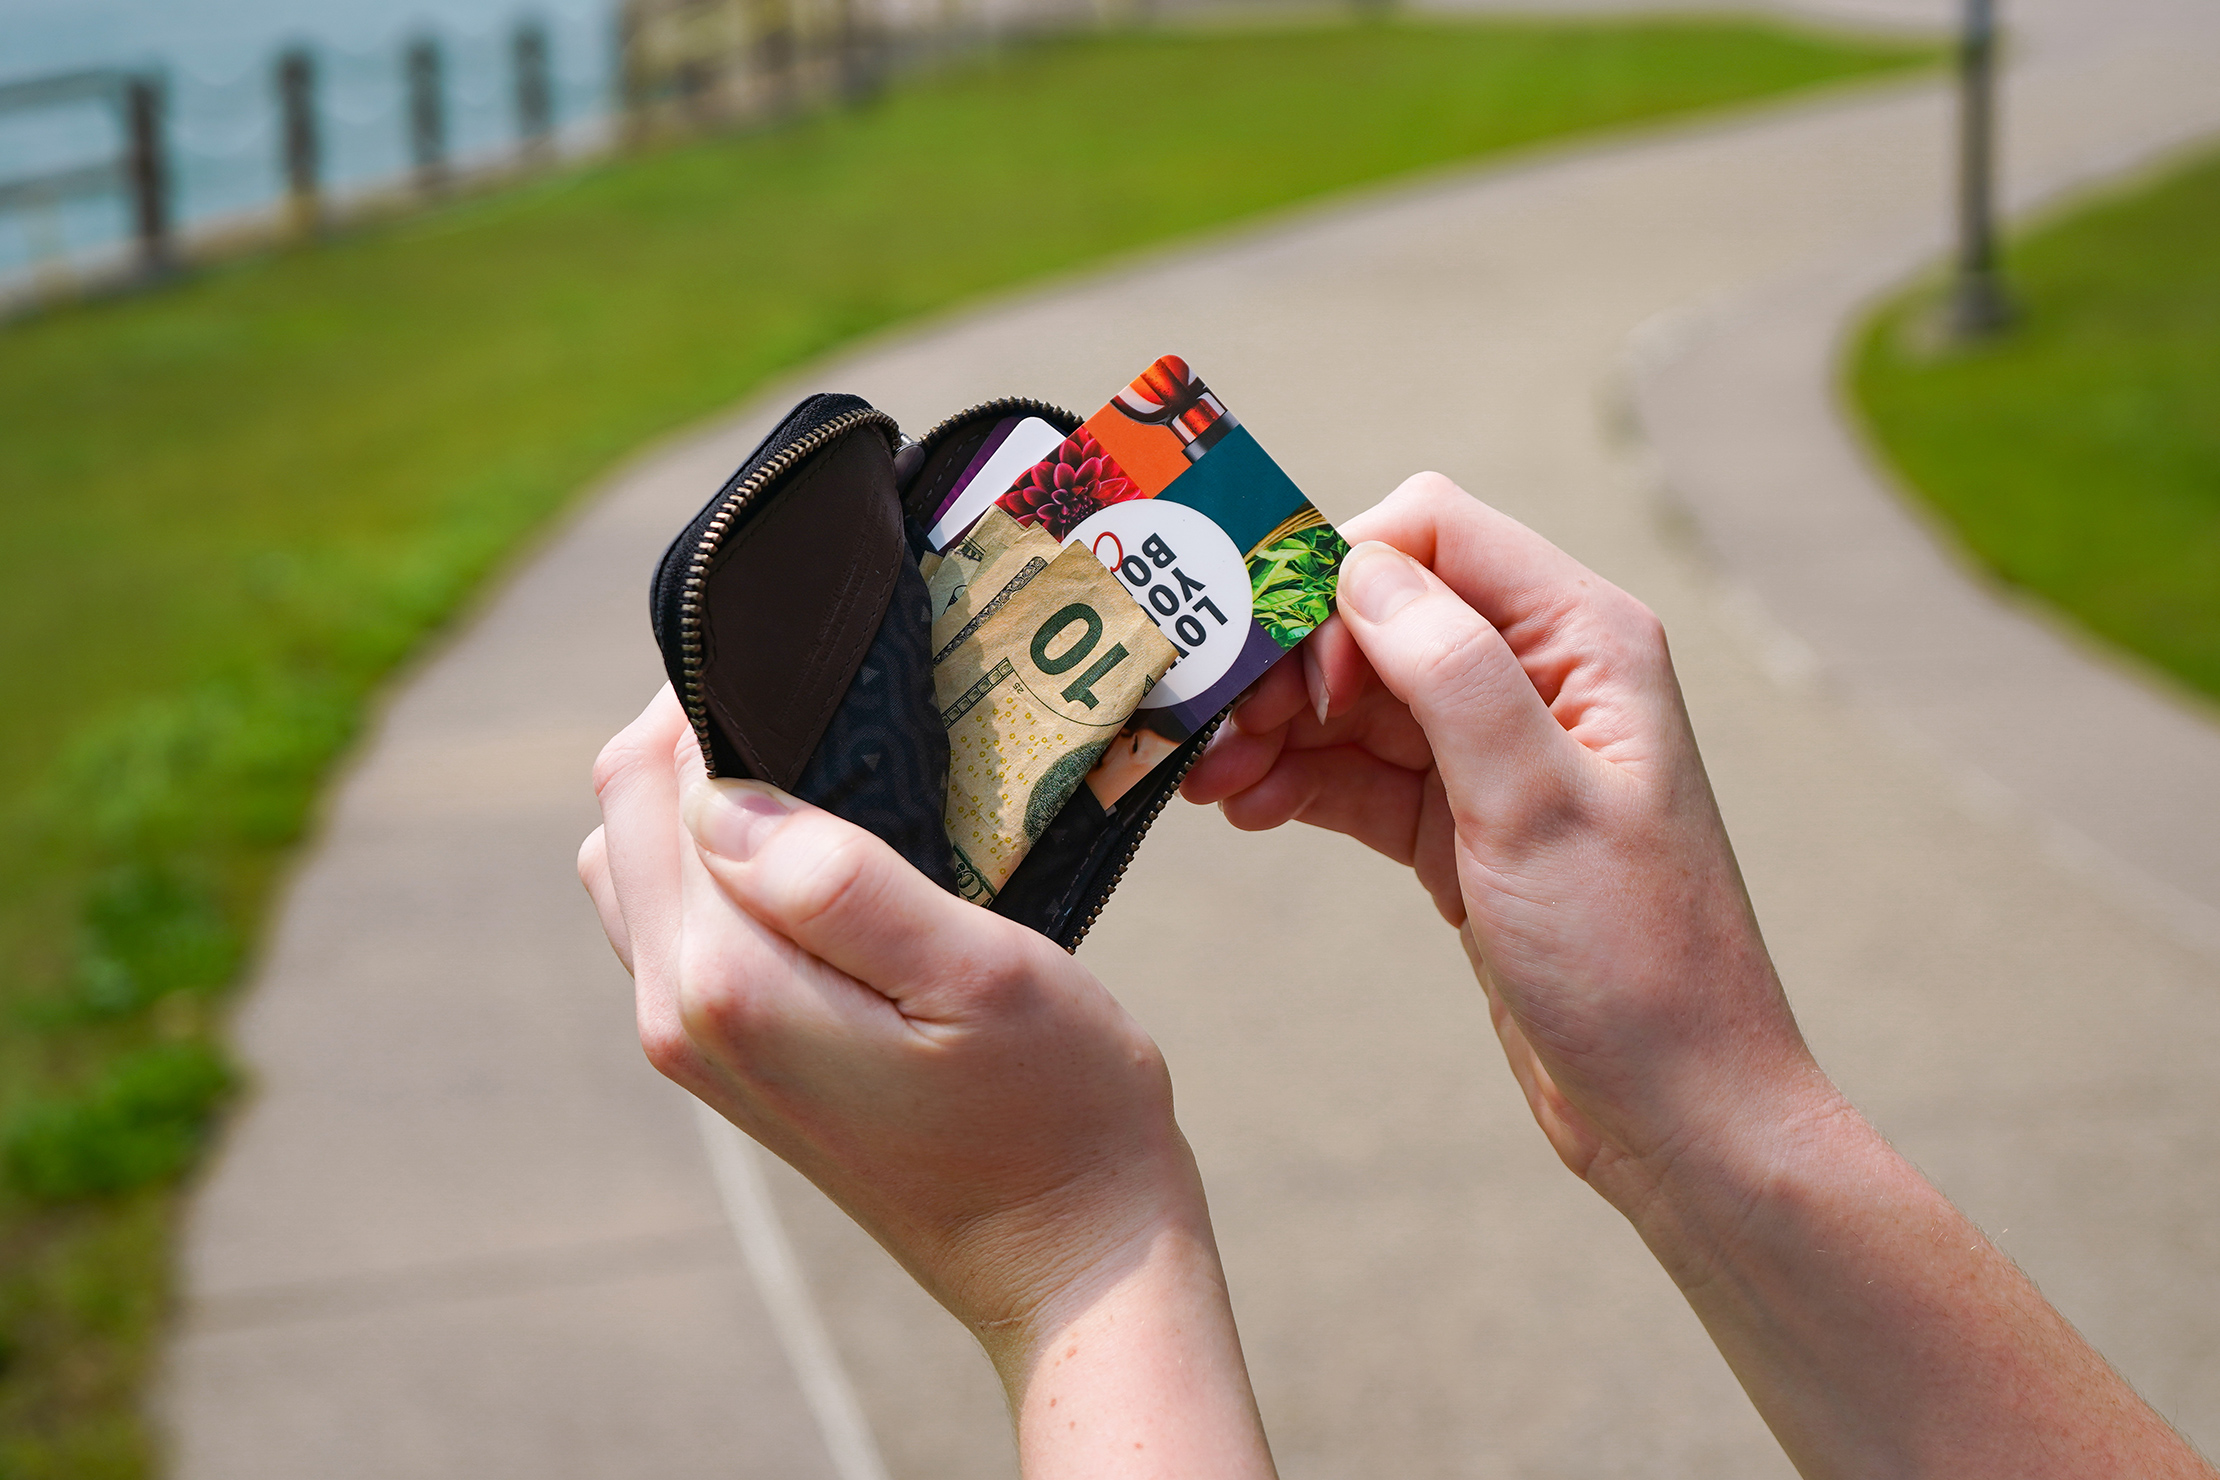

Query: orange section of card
<box><xmin>1083</xmin><ymin>407</ymin><xmax>1189</xmax><ymax>497</ymax></box>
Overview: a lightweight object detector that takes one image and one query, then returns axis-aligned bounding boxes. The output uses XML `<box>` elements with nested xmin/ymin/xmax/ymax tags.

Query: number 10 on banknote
<box><xmin>991</xmin><ymin>356</ymin><xmax>1351</xmax><ymax>807</ymax></box>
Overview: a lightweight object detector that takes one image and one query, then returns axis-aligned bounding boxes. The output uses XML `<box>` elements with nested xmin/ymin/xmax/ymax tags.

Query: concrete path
<box><xmin>167</xmin><ymin>3</ymin><xmax>2220</xmax><ymax>1477</ymax></box>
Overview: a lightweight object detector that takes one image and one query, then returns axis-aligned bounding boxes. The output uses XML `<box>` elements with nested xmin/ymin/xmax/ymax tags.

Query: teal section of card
<box><xmin>1158</xmin><ymin>427</ymin><xmax>1310</xmax><ymax>556</ymax></box>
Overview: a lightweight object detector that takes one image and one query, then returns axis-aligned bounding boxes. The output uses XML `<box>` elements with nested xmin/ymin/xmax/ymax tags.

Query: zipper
<box><xmin>912</xmin><ymin>395</ymin><xmax>1078</xmax><ymax>453</ymax></box>
<box><xmin>676</xmin><ymin>407</ymin><xmax>900</xmax><ymax>761</ymax></box>
<box><xmin>1062</xmin><ymin>710</ymin><xmax>1226</xmax><ymax>953</ymax></box>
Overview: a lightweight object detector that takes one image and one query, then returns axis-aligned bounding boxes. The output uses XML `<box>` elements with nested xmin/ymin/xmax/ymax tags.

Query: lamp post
<box><xmin>1950</xmin><ymin>0</ymin><xmax>2012</xmax><ymax>336</ymax></box>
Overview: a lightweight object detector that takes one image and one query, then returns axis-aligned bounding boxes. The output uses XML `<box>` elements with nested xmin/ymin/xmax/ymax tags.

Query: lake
<box><xmin>0</xmin><ymin>0</ymin><xmax>619</xmax><ymax>280</ymax></box>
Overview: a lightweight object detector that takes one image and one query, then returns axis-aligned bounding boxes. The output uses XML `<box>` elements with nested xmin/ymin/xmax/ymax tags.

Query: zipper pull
<box><xmin>893</xmin><ymin>434</ymin><xmax>926</xmax><ymax>489</ymax></box>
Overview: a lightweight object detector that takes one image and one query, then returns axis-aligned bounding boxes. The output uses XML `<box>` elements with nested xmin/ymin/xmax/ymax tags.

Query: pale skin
<box><xmin>581</xmin><ymin>472</ymin><xmax>2216</xmax><ymax>1479</ymax></box>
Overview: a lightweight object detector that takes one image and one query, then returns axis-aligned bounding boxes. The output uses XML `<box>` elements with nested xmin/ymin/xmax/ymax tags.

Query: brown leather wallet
<box><xmin>651</xmin><ymin>392</ymin><xmax>1224</xmax><ymax>951</ymax></box>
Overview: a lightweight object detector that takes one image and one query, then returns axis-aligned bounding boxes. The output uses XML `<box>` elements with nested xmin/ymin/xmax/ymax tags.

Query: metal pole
<box><xmin>275</xmin><ymin>48</ymin><xmax>320</xmax><ymax>229</ymax></box>
<box><xmin>123</xmin><ymin>74</ymin><xmax>171</xmax><ymax>274</ymax></box>
<box><xmin>1951</xmin><ymin>0</ymin><xmax>2011</xmax><ymax>335</ymax></box>
<box><xmin>405</xmin><ymin>35</ymin><xmax>448</xmax><ymax>191</ymax></box>
<box><xmin>513</xmin><ymin>19</ymin><xmax>554</xmax><ymax>157</ymax></box>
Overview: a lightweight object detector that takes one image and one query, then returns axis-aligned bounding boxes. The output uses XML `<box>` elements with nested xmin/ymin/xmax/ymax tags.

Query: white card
<box><xmin>925</xmin><ymin>417</ymin><xmax>1069</xmax><ymax>551</ymax></box>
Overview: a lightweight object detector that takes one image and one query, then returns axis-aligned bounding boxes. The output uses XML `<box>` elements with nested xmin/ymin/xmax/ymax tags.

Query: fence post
<box><xmin>836</xmin><ymin>0</ymin><xmax>880</xmax><ymax>104</ymax></box>
<box><xmin>753</xmin><ymin>0</ymin><xmax>797</xmax><ymax>116</ymax></box>
<box><xmin>405</xmin><ymin>35</ymin><xmax>448</xmax><ymax>191</ymax></box>
<box><xmin>1950</xmin><ymin>0</ymin><xmax>2011</xmax><ymax>336</ymax></box>
<box><xmin>123</xmin><ymin>74</ymin><xmax>171</xmax><ymax>273</ymax></box>
<box><xmin>514</xmin><ymin>19</ymin><xmax>554</xmax><ymax>157</ymax></box>
<box><xmin>275</xmin><ymin>48</ymin><xmax>320</xmax><ymax>230</ymax></box>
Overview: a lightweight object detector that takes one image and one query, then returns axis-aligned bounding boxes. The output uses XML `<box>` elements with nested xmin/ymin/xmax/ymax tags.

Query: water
<box><xmin>0</xmin><ymin>0</ymin><xmax>620</xmax><ymax>282</ymax></box>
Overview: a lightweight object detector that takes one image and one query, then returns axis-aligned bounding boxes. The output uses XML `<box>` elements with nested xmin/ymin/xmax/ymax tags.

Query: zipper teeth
<box><xmin>914</xmin><ymin>395</ymin><xmax>1079</xmax><ymax>449</ymax></box>
<box><xmin>1063</xmin><ymin>711</ymin><xmax>1227</xmax><ymax>953</ymax></box>
<box><xmin>677</xmin><ymin>408</ymin><xmax>900</xmax><ymax>765</ymax></box>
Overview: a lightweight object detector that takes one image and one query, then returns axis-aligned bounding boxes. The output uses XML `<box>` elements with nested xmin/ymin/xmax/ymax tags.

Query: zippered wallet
<box><xmin>650</xmin><ymin>391</ymin><xmax>1222</xmax><ymax>952</ymax></box>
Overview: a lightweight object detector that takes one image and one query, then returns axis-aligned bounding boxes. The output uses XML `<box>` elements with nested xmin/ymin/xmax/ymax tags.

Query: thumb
<box><xmin>1334</xmin><ymin>540</ymin><xmax>1578</xmax><ymax>831</ymax></box>
<box><xmin>680</xmin><ymin>777</ymin><xmax>1039</xmax><ymax>1017</ymax></box>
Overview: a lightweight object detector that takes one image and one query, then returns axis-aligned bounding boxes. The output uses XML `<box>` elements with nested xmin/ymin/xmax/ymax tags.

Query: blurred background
<box><xmin>3</xmin><ymin>0</ymin><xmax>2217</xmax><ymax>1476</ymax></box>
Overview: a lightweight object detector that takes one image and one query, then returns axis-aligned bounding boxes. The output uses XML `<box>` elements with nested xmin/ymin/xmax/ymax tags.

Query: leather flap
<box><xmin>698</xmin><ymin>429</ymin><xmax>903</xmax><ymax>789</ymax></box>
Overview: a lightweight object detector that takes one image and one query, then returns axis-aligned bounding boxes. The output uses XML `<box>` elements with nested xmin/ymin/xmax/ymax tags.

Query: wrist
<box><xmin>974</xmin><ymin>1149</ymin><xmax>1275</xmax><ymax>1479</ymax></box>
<box><xmin>1587</xmin><ymin>1063</ymin><xmax>1870</xmax><ymax>1294</ymax></box>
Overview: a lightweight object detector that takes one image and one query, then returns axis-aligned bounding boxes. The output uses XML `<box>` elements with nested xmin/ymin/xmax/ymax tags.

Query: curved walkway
<box><xmin>169</xmin><ymin>4</ymin><xmax>2220</xmax><ymax>1477</ymax></box>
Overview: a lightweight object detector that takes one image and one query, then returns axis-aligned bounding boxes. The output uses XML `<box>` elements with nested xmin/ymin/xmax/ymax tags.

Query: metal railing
<box><xmin>0</xmin><ymin>15</ymin><xmax>605</xmax><ymax>293</ymax></box>
<box><xmin>0</xmin><ymin>69</ymin><xmax>171</xmax><ymax>274</ymax></box>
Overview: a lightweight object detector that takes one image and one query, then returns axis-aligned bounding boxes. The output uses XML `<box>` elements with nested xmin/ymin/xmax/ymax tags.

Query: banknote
<box><xmin>925</xmin><ymin>506</ymin><xmax>1029</xmax><ymax>622</ymax></box>
<box><xmin>932</xmin><ymin>521</ymin><xmax>1177</xmax><ymax>903</ymax></box>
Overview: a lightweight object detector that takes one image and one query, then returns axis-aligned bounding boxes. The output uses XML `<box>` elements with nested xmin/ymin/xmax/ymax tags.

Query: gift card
<box><xmin>990</xmin><ymin>355</ymin><xmax>1349</xmax><ymax>804</ymax></box>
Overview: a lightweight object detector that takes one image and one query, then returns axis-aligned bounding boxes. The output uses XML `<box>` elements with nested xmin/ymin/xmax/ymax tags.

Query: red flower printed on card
<box><xmin>998</xmin><ymin>430</ymin><xmax>1145</xmax><ymax>541</ymax></box>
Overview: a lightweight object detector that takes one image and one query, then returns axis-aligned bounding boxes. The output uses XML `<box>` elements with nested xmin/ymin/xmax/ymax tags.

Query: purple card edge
<box><xmin>932</xmin><ymin>416</ymin><xmax>1020</xmax><ymax>524</ymax></box>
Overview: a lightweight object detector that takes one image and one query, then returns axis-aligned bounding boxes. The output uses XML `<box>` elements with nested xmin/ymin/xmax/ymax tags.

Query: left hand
<box><xmin>580</xmin><ymin>686</ymin><xmax>1203</xmax><ymax>1352</ymax></box>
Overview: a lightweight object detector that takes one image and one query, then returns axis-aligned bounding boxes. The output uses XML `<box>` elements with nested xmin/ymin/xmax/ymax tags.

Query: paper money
<box><xmin>932</xmin><ymin>520</ymin><xmax>1177</xmax><ymax>903</ymax></box>
<box><xmin>926</xmin><ymin>506</ymin><xmax>1030</xmax><ymax>621</ymax></box>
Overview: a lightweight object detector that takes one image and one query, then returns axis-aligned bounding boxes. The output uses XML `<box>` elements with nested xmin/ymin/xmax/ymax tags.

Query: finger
<box><xmin>1216</xmin><ymin>743</ymin><xmax>1426</xmax><ymax>859</ymax></box>
<box><xmin>1343</xmin><ymin>475</ymin><xmax>1676</xmax><ymax>743</ymax></box>
<box><xmin>680</xmin><ymin>777</ymin><xmax>1039</xmax><ymax>1020</ymax></box>
<box><xmin>1335</xmin><ymin>540</ymin><xmax>1585</xmax><ymax>834</ymax></box>
<box><xmin>1340</xmin><ymin>473</ymin><xmax>1605</xmax><ymax>646</ymax></box>
<box><xmin>592</xmin><ymin>686</ymin><xmax>695</xmax><ymax>1057</ymax></box>
<box><xmin>1301</xmin><ymin>615</ymin><xmax>1371</xmax><ymax>723</ymax></box>
<box><xmin>577</xmin><ymin>826</ymin><xmax>634</xmax><ymax>975</ymax></box>
<box><xmin>1182</xmin><ymin>716</ymin><xmax>1288</xmax><ymax>807</ymax></box>
<box><xmin>671</xmin><ymin>804</ymin><xmax>907</xmax><ymax>1070</ymax></box>
<box><xmin>1231</xmin><ymin>650</ymin><xmax>1309</xmax><ymax>735</ymax></box>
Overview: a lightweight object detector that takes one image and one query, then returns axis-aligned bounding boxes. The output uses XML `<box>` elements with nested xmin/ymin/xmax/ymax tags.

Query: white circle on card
<box><xmin>1066</xmin><ymin>498</ymin><xmax>1252</xmax><ymax>708</ymax></box>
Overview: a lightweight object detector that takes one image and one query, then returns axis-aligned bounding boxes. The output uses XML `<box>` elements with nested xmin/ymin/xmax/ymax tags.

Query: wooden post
<box><xmin>405</xmin><ymin>35</ymin><xmax>448</xmax><ymax>191</ymax></box>
<box><xmin>1951</xmin><ymin>0</ymin><xmax>2012</xmax><ymax>335</ymax></box>
<box><xmin>123</xmin><ymin>75</ymin><xmax>171</xmax><ymax>273</ymax></box>
<box><xmin>275</xmin><ymin>48</ymin><xmax>320</xmax><ymax>230</ymax></box>
<box><xmin>513</xmin><ymin>19</ymin><xmax>554</xmax><ymax>158</ymax></box>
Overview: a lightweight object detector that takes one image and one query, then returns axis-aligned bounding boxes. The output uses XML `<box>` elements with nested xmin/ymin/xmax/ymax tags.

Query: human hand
<box><xmin>581</xmin><ymin>688</ymin><xmax>1273</xmax><ymax>1477</ymax></box>
<box><xmin>1184</xmin><ymin>475</ymin><xmax>1832</xmax><ymax>1220</ymax></box>
<box><xmin>1188</xmin><ymin>477</ymin><xmax>2220</xmax><ymax>1480</ymax></box>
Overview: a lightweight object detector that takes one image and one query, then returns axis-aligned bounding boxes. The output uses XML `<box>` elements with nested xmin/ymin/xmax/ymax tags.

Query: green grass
<box><xmin>1856</xmin><ymin>145</ymin><xmax>2220</xmax><ymax>704</ymax></box>
<box><xmin>0</xmin><ymin>17</ymin><xmax>1927</xmax><ymax>1472</ymax></box>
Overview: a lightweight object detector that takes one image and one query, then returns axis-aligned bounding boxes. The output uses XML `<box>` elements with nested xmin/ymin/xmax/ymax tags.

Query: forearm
<box><xmin>989</xmin><ymin>1215</ymin><xmax>1277</xmax><ymax>1480</ymax></box>
<box><xmin>1609</xmin><ymin>1092</ymin><xmax>2212</xmax><ymax>1479</ymax></box>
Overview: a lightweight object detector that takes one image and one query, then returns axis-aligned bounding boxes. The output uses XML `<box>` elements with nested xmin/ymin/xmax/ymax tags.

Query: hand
<box><xmin>581</xmin><ymin>688</ymin><xmax>1274</xmax><ymax>1478</ymax></box>
<box><xmin>1189</xmin><ymin>477</ymin><xmax>2219</xmax><ymax>1480</ymax></box>
<box><xmin>1185</xmin><ymin>473</ymin><xmax>1829</xmax><ymax>1213</ymax></box>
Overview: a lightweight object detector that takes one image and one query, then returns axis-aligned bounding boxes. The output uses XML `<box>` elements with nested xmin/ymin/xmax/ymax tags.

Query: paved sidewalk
<box><xmin>169</xmin><ymin>4</ymin><xmax>2220</xmax><ymax>1477</ymax></box>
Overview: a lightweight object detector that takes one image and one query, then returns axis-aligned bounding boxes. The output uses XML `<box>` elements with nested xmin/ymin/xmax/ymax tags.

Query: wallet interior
<box><xmin>652</xmin><ymin>392</ymin><xmax>1224</xmax><ymax>951</ymax></box>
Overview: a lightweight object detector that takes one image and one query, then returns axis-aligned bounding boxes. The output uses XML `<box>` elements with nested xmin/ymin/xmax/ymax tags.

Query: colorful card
<box><xmin>990</xmin><ymin>355</ymin><xmax>1349</xmax><ymax>799</ymax></box>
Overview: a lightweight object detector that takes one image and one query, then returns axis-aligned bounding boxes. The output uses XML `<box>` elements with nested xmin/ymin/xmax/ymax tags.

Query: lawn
<box><xmin>1856</xmin><ymin>144</ymin><xmax>2220</xmax><ymax>705</ymax></box>
<box><xmin>0</xmin><ymin>16</ymin><xmax>1929</xmax><ymax>1473</ymax></box>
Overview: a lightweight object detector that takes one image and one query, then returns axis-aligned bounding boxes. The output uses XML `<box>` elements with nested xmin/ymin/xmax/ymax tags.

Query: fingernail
<box><xmin>683</xmin><ymin>778</ymin><xmax>799</xmax><ymax>860</ymax></box>
<box><xmin>1302</xmin><ymin>645</ymin><xmax>1330</xmax><ymax>726</ymax></box>
<box><xmin>1337</xmin><ymin>541</ymin><xmax>1427</xmax><ymax>624</ymax></box>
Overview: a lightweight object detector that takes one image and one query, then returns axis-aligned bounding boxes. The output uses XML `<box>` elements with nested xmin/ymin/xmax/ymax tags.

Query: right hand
<box><xmin>1184</xmin><ymin>474</ymin><xmax>1837</xmax><ymax>1223</ymax></box>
